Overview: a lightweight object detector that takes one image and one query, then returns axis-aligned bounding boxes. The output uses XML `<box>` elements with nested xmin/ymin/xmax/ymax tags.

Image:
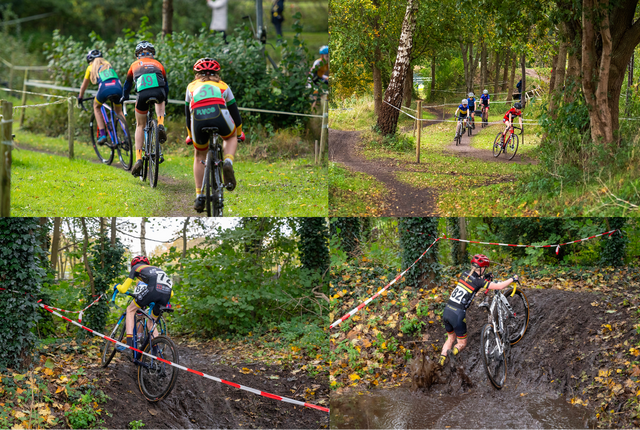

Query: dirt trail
<box><xmin>526</xmin><ymin>68</ymin><xmax>550</xmax><ymax>84</ymax></box>
<box><xmin>93</xmin><ymin>343</ymin><xmax>328</xmax><ymax>429</ymax></box>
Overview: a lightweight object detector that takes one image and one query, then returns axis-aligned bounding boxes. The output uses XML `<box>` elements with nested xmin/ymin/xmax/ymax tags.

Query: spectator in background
<box><xmin>516</xmin><ymin>78</ymin><xmax>522</xmax><ymax>93</ymax></box>
<box><xmin>271</xmin><ymin>0</ymin><xmax>285</xmax><ymax>37</ymax></box>
<box><xmin>207</xmin><ymin>0</ymin><xmax>229</xmax><ymax>42</ymax></box>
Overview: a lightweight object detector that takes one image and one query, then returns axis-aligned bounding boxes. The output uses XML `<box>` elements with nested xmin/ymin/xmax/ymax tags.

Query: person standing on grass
<box><xmin>438</xmin><ymin>254</ymin><xmax>518</xmax><ymax>367</ymax></box>
<box><xmin>271</xmin><ymin>0</ymin><xmax>285</xmax><ymax>37</ymax></box>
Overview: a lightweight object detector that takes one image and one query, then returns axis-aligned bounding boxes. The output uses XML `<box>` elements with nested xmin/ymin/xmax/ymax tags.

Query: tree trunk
<box><xmin>140</xmin><ymin>217</ymin><xmax>147</xmax><ymax>255</ymax></box>
<box><xmin>80</xmin><ymin>218</ymin><xmax>95</xmax><ymax>296</ymax></box>
<box><xmin>110</xmin><ymin>217</ymin><xmax>116</xmax><ymax>245</ymax></box>
<box><xmin>373</xmin><ymin>52</ymin><xmax>383</xmax><ymax>116</ymax></box>
<box><xmin>549</xmin><ymin>41</ymin><xmax>568</xmax><ymax>117</ymax></box>
<box><xmin>403</xmin><ymin>65</ymin><xmax>413</xmax><ymax>107</ymax></box>
<box><xmin>51</xmin><ymin>217</ymin><xmax>61</xmax><ymax>273</ymax></box>
<box><xmin>430</xmin><ymin>56</ymin><xmax>436</xmax><ymax>100</ymax></box>
<box><xmin>564</xmin><ymin>47</ymin><xmax>581</xmax><ymax>104</ymax></box>
<box><xmin>626</xmin><ymin>53</ymin><xmax>634</xmax><ymax>115</ymax></box>
<box><xmin>494</xmin><ymin>50</ymin><xmax>501</xmax><ymax>95</ymax></box>
<box><xmin>460</xmin><ymin>41</ymin><xmax>469</xmax><ymax>93</ymax></box>
<box><xmin>501</xmin><ymin>49</ymin><xmax>510</xmax><ymax>92</ymax></box>
<box><xmin>99</xmin><ymin>217</ymin><xmax>105</xmax><ymax>269</ymax></box>
<box><xmin>162</xmin><ymin>0</ymin><xmax>173</xmax><ymax>36</ymax></box>
<box><xmin>521</xmin><ymin>52</ymin><xmax>526</xmax><ymax>108</ymax></box>
<box><xmin>549</xmin><ymin>52</ymin><xmax>559</xmax><ymax>93</ymax></box>
<box><xmin>458</xmin><ymin>217</ymin><xmax>468</xmax><ymax>262</ymax></box>
<box><xmin>507</xmin><ymin>55</ymin><xmax>517</xmax><ymax>101</ymax></box>
<box><xmin>182</xmin><ymin>217</ymin><xmax>190</xmax><ymax>260</ymax></box>
<box><xmin>480</xmin><ymin>40</ymin><xmax>487</xmax><ymax>91</ymax></box>
<box><xmin>376</xmin><ymin>0</ymin><xmax>419</xmax><ymax>136</ymax></box>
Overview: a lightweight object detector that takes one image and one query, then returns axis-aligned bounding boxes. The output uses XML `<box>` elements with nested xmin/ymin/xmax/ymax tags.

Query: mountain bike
<box><xmin>136</xmin><ymin>97</ymin><xmax>164</xmax><ymax>188</ymax></box>
<box><xmin>101</xmin><ymin>289</ymin><xmax>178</xmax><ymax>402</ymax></box>
<box><xmin>80</xmin><ymin>96</ymin><xmax>133</xmax><ymax>170</ymax></box>
<box><xmin>481</xmin><ymin>105</ymin><xmax>489</xmax><ymax>128</ymax></box>
<box><xmin>493</xmin><ymin>125</ymin><xmax>522</xmax><ymax>160</ymax></box>
<box><xmin>200</xmin><ymin>127</ymin><xmax>231</xmax><ymax>216</ymax></box>
<box><xmin>479</xmin><ymin>280</ymin><xmax>529</xmax><ymax>389</ymax></box>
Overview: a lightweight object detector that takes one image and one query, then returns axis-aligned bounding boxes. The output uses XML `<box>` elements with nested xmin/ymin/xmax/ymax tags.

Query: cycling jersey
<box><xmin>503</xmin><ymin>108</ymin><xmax>522</xmax><ymax>121</ymax></box>
<box><xmin>123</xmin><ymin>57</ymin><xmax>169</xmax><ymax>100</ymax></box>
<box><xmin>457</xmin><ymin>104</ymin><xmax>469</xmax><ymax>116</ymax></box>
<box><xmin>84</xmin><ymin>63</ymin><xmax>122</xmax><ymax>105</ymax></box>
<box><xmin>84</xmin><ymin>64</ymin><xmax>119</xmax><ymax>85</ymax></box>
<box><xmin>447</xmin><ymin>270</ymin><xmax>490</xmax><ymax>310</ymax></box>
<box><xmin>311</xmin><ymin>58</ymin><xmax>329</xmax><ymax>84</ymax></box>
<box><xmin>185</xmin><ymin>79</ymin><xmax>236</xmax><ymax>110</ymax></box>
<box><xmin>467</xmin><ymin>97</ymin><xmax>477</xmax><ymax>112</ymax></box>
<box><xmin>118</xmin><ymin>263</ymin><xmax>173</xmax><ymax>295</ymax></box>
<box><xmin>481</xmin><ymin>94</ymin><xmax>490</xmax><ymax>106</ymax></box>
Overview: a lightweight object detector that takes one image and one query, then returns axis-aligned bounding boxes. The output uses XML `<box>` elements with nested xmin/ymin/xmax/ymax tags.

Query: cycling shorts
<box><xmin>135</xmin><ymin>87</ymin><xmax>166</xmax><ymax>115</ymax></box>
<box><xmin>443</xmin><ymin>304</ymin><xmax>467</xmax><ymax>338</ymax></box>
<box><xmin>96</xmin><ymin>79</ymin><xmax>123</xmax><ymax>106</ymax></box>
<box><xmin>133</xmin><ymin>281</ymin><xmax>172</xmax><ymax>318</ymax></box>
<box><xmin>191</xmin><ymin>104</ymin><xmax>236</xmax><ymax>151</ymax></box>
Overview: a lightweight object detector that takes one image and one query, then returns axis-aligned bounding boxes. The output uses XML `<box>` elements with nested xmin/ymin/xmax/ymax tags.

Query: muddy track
<box><xmin>15</xmin><ymin>142</ymin><xmax>201</xmax><ymax>217</ymax></box>
<box><xmin>94</xmin><ymin>344</ymin><xmax>328</xmax><ymax>429</ymax></box>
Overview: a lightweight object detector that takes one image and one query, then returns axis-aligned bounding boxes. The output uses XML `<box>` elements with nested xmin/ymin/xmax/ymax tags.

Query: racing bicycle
<box><xmin>101</xmin><ymin>289</ymin><xmax>178</xmax><ymax>402</ymax></box>
<box><xmin>455</xmin><ymin>116</ymin><xmax>471</xmax><ymax>146</ymax></box>
<box><xmin>493</xmin><ymin>125</ymin><xmax>522</xmax><ymax>160</ymax></box>
<box><xmin>200</xmin><ymin>127</ymin><xmax>232</xmax><ymax>216</ymax></box>
<box><xmin>481</xmin><ymin>105</ymin><xmax>489</xmax><ymax>128</ymax></box>
<box><xmin>479</xmin><ymin>280</ymin><xmax>529</xmax><ymax>389</ymax></box>
<box><xmin>79</xmin><ymin>96</ymin><xmax>133</xmax><ymax>170</ymax></box>
<box><xmin>136</xmin><ymin>97</ymin><xmax>164</xmax><ymax>188</ymax></box>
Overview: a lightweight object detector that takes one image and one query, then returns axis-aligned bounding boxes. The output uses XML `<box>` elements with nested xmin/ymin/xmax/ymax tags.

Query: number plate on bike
<box><xmin>99</xmin><ymin>68</ymin><xmax>118</xmax><ymax>82</ymax></box>
<box><xmin>136</xmin><ymin>73</ymin><xmax>159</xmax><ymax>91</ymax></box>
<box><xmin>193</xmin><ymin>84</ymin><xmax>223</xmax><ymax>103</ymax></box>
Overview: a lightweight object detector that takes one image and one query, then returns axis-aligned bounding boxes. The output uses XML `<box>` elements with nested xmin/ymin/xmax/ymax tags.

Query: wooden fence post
<box><xmin>0</xmin><ymin>100</ymin><xmax>13</xmax><ymax>216</ymax></box>
<box><xmin>416</xmin><ymin>100</ymin><xmax>422</xmax><ymax>163</ymax></box>
<box><xmin>315</xmin><ymin>140</ymin><xmax>318</xmax><ymax>164</ymax></box>
<box><xmin>19</xmin><ymin>69</ymin><xmax>29</xmax><ymax>127</ymax></box>
<box><xmin>318</xmin><ymin>98</ymin><xmax>328</xmax><ymax>162</ymax></box>
<box><xmin>67</xmin><ymin>98</ymin><xmax>74</xmax><ymax>160</ymax></box>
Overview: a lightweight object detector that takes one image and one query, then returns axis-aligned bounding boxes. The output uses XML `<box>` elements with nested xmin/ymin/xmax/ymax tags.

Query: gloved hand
<box><xmin>119</xmin><ymin>94</ymin><xmax>129</xmax><ymax>105</ymax></box>
<box><xmin>511</xmin><ymin>274</ymin><xmax>519</xmax><ymax>282</ymax></box>
<box><xmin>185</xmin><ymin>137</ymin><xmax>193</xmax><ymax>146</ymax></box>
<box><xmin>77</xmin><ymin>95</ymin><xmax>83</xmax><ymax>108</ymax></box>
<box><xmin>113</xmin><ymin>283</ymin><xmax>121</xmax><ymax>294</ymax></box>
<box><xmin>238</xmin><ymin>131</ymin><xmax>245</xmax><ymax>142</ymax></box>
<box><xmin>483</xmin><ymin>272</ymin><xmax>494</xmax><ymax>282</ymax></box>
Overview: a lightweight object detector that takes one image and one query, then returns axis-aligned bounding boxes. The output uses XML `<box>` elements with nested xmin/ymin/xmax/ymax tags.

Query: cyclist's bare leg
<box><xmin>222</xmin><ymin>129</ymin><xmax>238</xmax><ymax>159</ymax></box>
<box><xmin>125</xmin><ymin>301</ymin><xmax>139</xmax><ymax>337</ymax></box>
<box><xmin>114</xmin><ymin>104</ymin><xmax>124</xmax><ymax>117</ymax></box>
<box><xmin>503</xmin><ymin>120</ymin><xmax>511</xmax><ymax>138</ymax></box>
<box><xmin>93</xmin><ymin>100</ymin><xmax>105</xmax><ymax>130</ymax></box>
<box><xmin>193</xmin><ymin>147</ymin><xmax>206</xmax><ymax>192</ymax></box>
<box><xmin>134</xmin><ymin>111</ymin><xmax>146</xmax><ymax>151</ymax></box>
<box><xmin>154</xmin><ymin>101</ymin><xmax>166</xmax><ymax>124</ymax></box>
<box><xmin>146</xmin><ymin>314</ymin><xmax>160</xmax><ymax>338</ymax></box>
<box><xmin>441</xmin><ymin>332</ymin><xmax>457</xmax><ymax>357</ymax></box>
<box><xmin>453</xmin><ymin>337</ymin><xmax>467</xmax><ymax>353</ymax></box>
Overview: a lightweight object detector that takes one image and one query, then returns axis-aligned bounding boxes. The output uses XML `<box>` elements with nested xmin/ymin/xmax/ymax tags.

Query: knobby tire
<box><xmin>149</xmin><ymin>119</ymin><xmax>160</xmax><ymax>188</ymax></box>
<box><xmin>115</xmin><ymin>114</ymin><xmax>133</xmax><ymax>170</ymax></box>
<box><xmin>90</xmin><ymin>112</ymin><xmax>114</xmax><ymax>165</ymax></box>
<box><xmin>506</xmin><ymin>133</ymin><xmax>519</xmax><ymax>161</ymax></box>
<box><xmin>504</xmin><ymin>287</ymin><xmax>530</xmax><ymax>345</ymax></box>
<box><xmin>493</xmin><ymin>133</ymin><xmax>503</xmax><ymax>157</ymax></box>
<box><xmin>101</xmin><ymin>321</ymin><xmax>125</xmax><ymax>368</ymax></box>
<box><xmin>213</xmin><ymin>146</ymin><xmax>224</xmax><ymax>216</ymax></box>
<box><xmin>137</xmin><ymin>335</ymin><xmax>179</xmax><ymax>402</ymax></box>
<box><xmin>480</xmin><ymin>323</ymin><xmax>507</xmax><ymax>389</ymax></box>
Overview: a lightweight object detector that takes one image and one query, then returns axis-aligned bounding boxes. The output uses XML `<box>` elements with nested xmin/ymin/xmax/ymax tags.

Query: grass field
<box><xmin>329</xmin><ymin>162</ymin><xmax>387</xmax><ymax>216</ymax></box>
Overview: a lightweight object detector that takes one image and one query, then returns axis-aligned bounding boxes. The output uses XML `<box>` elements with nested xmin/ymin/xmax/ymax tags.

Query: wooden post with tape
<box><xmin>68</xmin><ymin>97</ymin><xmax>74</xmax><ymax>160</ymax></box>
<box><xmin>20</xmin><ymin>69</ymin><xmax>29</xmax><ymax>127</ymax></box>
<box><xmin>0</xmin><ymin>100</ymin><xmax>13</xmax><ymax>216</ymax></box>
<box><xmin>318</xmin><ymin>97</ymin><xmax>328</xmax><ymax>162</ymax></box>
<box><xmin>416</xmin><ymin>100</ymin><xmax>421</xmax><ymax>163</ymax></box>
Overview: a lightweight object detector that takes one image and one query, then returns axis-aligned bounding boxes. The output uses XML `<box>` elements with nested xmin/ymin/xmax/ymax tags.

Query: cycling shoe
<box><xmin>223</xmin><ymin>159</ymin><xmax>236</xmax><ymax>191</ymax></box>
<box><xmin>194</xmin><ymin>196</ymin><xmax>206</xmax><ymax>213</ymax></box>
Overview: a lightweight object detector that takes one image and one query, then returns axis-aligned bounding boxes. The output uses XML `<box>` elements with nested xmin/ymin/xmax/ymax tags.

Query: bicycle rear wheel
<box><xmin>505</xmin><ymin>133</ymin><xmax>519</xmax><ymax>160</ymax></box>
<box><xmin>213</xmin><ymin>146</ymin><xmax>224</xmax><ymax>216</ymax></box>
<box><xmin>480</xmin><ymin>323</ymin><xmax>507</xmax><ymax>389</ymax></box>
<box><xmin>101</xmin><ymin>320</ymin><xmax>125</xmax><ymax>368</ymax></box>
<box><xmin>467</xmin><ymin>120</ymin><xmax>472</xmax><ymax>136</ymax></box>
<box><xmin>205</xmin><ymin>151</ymin><xmax>214</xmax><ymax>217</ymax></box>
<box><xmin>148</xmin><ymin>119</ymin><xmax>160</xmax><ymax>188</ymax></box>
<box><xmin>90</xmin><ymin>112</ymin><xmax>114</xmax><ymax>165</ymax></box>
<box><xmin>115</xmin><ymin>114</ymin><xmax>133</xmax><ymax>171</ymax></box>
<box><xmin>504</xmin><ymin>287</ymin><xmax>529</xmax><ymax>345</ymax></box>
<box><xmin>137</xmin><ymin>335</ymin><xmax>179</xmax><ymax>402</ymax></box>
<box><xmin>492</xmin><ymin>133</ymin><xmax>503</xmax><ymax>157</ymax></box>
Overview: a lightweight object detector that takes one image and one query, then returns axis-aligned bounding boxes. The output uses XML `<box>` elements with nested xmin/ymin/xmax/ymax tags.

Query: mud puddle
<box><xmin>330</xmin><ymin>388</ymin><xmax>592</xmax><ymax>429</ymax></box>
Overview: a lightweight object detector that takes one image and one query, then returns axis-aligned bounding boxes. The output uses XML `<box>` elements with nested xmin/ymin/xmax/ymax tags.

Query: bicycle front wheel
<box><xmin>102</xmin><ymin>320</ymin><xmax>125</xmax><ymax>368</ymax></box>
<box><xmin>480</xmin><ymin>323</ymin><xmax>507</xmax><ymax>389</ymax></box>
<box><xmin>90</xmin><ymin>112</ymin><xmax>114</xmax><ymax>165</ymax></box>
<box><xmin>505</xmin><ymin>133</ymin><xmax>519</xmax><ymax>160</ymax></box>
<box><xmin>504</xmin><ymin>287</ymin><xmax>530</xmax><ymax>345</ymax></box>
<box><xmin>148</xmin><ymin>119</ymin><xmax>160</xmax><ymax>188</ymax></box>
<box><xmin>492</xmin><ymin>133</ymin><xmax>503</xmax><ymax>157</ymax></box>
<box><xmin>115</xmin><ymin>114</ymin><xmax>133</xmax><ymax>171</ymax></box>
<box><xmin>137</xmin><ymin>335</ymin><xmax>179</xmax><ymax>402</ymax></box>
<box><xmin>467</xmin><ymin>121</ymin><xmax>472</xmax><ymax>136</ymax></box>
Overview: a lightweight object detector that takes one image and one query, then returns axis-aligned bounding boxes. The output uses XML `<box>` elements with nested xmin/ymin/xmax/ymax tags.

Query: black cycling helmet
<box><xmin>135</xmin><ymin>41</ymin><xmax>155</xmax><ymax>57</ymax></box>
<box><xmin>514</xmin><ymin>102</ymin><xmax>522</xmax><ymax>110</ymax></box>
<box><xmin>86</xmin><ymin>49</ymin><xmax>102</xmax><ymax>63</ymax></box>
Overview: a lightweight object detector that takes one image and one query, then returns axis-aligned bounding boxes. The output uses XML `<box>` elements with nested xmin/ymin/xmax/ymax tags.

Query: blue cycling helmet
<box><xmin>86</xmin><ymin>49</ymin><xmax>102</xmax><ymax>63</ymax></box>
<box><xmin>319</xmin><ymin>45</ymin><xmax>329</xmax><ymax>55</ymax></box>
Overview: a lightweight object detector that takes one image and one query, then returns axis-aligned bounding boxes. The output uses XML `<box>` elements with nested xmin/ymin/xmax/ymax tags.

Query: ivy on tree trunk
<box><xmin>398</xmin><ymin>217</ymin><xmax>441</xmax><ymax>288</ymax></box>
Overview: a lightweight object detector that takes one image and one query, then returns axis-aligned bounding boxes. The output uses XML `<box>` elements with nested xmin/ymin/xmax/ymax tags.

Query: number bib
<box><xmin>134</xmin><ymin>281</ymin><xmax>148</xmax><ymax>295</ymax></box>
<box><xmin>136</xmin><ymin>73</ymin><xmax>159</xmax><ymax>91</ymax></box>
<box><xmin>193</xmin><ymin>84</ymin><xmax>223</xmax><ymax>103</ymax></box>
<box><xmin>155</xmin><ymin>270</ymin><xmax>173</xmax><ymax>289</ymax></box>
<box><xmin>449</xmin><ymin>285</ymin><xmax>470</xmax><ymax>306</ymax></box>
<box><xmin>98</xmin><ymin>68</ymin><xmax>118</xmax><ymax>82</ymax></box>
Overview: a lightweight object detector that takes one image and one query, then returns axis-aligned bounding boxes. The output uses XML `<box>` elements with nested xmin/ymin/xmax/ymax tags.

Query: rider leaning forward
<box><xmin>438</xmin><ymin>254</ymin><xmax>519</xmax><ymax>366</ymax></box>
<box><xmin>501</xmin><ymin>102</ymin><xmax>523</xmax><ymax>142</ymax></box>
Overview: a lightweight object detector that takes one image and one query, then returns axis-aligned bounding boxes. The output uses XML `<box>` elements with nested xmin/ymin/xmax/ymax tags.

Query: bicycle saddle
<box><xmin>202</xmin><ymin>127</ymin><xmax>219</xmax><ymax>134</ymax></box>
<box><xmin>107</xmin><ymin>94</ymin><xmax>121</xmax><ymax>104</ymax></box>
<box><xmin>158</xmin><ymin>305</ymin><xmax>174</xmax><ymax>314</ymax></box>
<box><xmin>147</xmin><ymin>97</ymin><xmax>159</xmax><ymax>104</ymax></box>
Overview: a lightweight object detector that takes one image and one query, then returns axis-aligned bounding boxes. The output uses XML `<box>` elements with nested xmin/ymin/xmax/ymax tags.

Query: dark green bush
<box><xmin>398</xmin><ymin>217</ymin><xmax>441</xmax><ymax>288</ymax></box>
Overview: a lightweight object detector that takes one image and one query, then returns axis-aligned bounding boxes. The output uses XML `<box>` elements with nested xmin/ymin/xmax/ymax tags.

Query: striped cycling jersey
<box><xmin>447</xmin><ymin>270</ymin><xmax>490</xmax><ymax>310</ymax></box>
<box><xmin>125</xmin><ymin>58</ymin><xmax>167</xmax><ymax>91</ymax></box>
<box><xmin>185</xmin><ymin>79</ymin><xmax>236</xmax><ymax>111</ymax></box>
<box><xmin>457</xmin><ymin>104</ymin><xmax>469</xmax><ymax>115</ymax></box>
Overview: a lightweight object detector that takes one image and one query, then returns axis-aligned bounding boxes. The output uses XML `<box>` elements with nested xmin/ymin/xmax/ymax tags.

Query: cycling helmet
<box><xmin>483</xmin><ymin>89</ymin><xmax>488</xmax><ymax>94</ymax></box>
<box><xmin>471</xmin><ymin>254</ymin><xmax>490</xmax><ymax>268</ymax></box>
<box><xmin>193</xmin><ymin>57</ymin><xmax>221</xmax><ymax>73</ymax></box>
<box><xmin>514</xmin><ymin>102</ymin><xmax>522</xmax><ymax>110</ymax></box>
<box><xmin>86</xmin><ymin>49</ymin><xmax>102</xmax><ymax>63</ymax></box>
<box><xmin>135</xmin><ymin>41</ymin><xmax>155</xmax><ymax>57</ymax></box>
<box><xmin>468</xmin><ymin>92</ymin><xmax>474</xmax><ymax>98</ymax></box>
<box><xmin>461</xmin><ymin>99</ymin><xmax>468</xmax><ymax>105</ymax></box>
<box><xmin>319</xmin><ymin>45</ymin><xmax>329</xmax><ymax>55</ymax></box>
<box><xmin>131</xmin><ymin>255</ymin><xmax>150</xmax><ymax>268</ymax></box>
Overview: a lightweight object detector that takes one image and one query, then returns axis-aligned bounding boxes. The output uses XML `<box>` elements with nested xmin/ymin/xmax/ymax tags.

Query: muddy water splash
<box><xmin>330</xmin><ymin>388</ymin><xmax>592</xmax><ymax>429</ymax></box>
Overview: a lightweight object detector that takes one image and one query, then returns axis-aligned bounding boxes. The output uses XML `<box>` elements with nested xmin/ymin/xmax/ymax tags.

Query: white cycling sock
<box><xmin>225</xmin><ymin>158</ymin><xmax>233</xmax><ymax>166</ymax></box>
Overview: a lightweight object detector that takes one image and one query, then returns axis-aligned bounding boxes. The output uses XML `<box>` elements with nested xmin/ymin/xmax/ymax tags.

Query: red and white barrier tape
<box><xmin>330</xmin><ymin>236</ymin><xmax>441</xmax><ymax>329</ymax></box>
<box><xmin>39</xmin><ymin>304</ymin><xmax>329</xmax><ymax>413</ymax></box>
<box><xmin>330</xmin><ymin>229</ymin><xmax>622</xmax><ymax>329</ymax></box>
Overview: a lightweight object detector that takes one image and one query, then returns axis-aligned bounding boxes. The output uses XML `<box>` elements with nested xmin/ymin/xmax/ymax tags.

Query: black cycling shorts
<box><xmin>191</xmin><ymin>104</ymin><xmax>236</xmax><ymax>151</ymax></box>
<box><xmin>133</xmin><ymin>281</ymin><xmax>171</xmax><ymax>318</ymax></box>
<box><xmin>443</xmin><ymin>304</ymin><xmax>467</xmax><ymax>338</ymax></box>
<box><xmin>136</xmin><ymin>87</ymin><xmax>166</xmax><ymax>114</ymax></box>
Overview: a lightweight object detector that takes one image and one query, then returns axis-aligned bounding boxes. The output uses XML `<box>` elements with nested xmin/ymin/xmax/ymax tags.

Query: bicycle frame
<box><xmin>487</xmin><ymin>290</ymin><xmax>517</xmax><ymax>357</ymax></box>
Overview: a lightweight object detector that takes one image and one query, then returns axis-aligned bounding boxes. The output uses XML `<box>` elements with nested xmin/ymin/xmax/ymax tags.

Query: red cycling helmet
<box><xmin>471</xmin><ymin>254</ymin><xmax>490</xmax><ymax>268</ymax></box>
<box><xmin>131</xmin><ymin>255</ymin><xmax>150</xmax><ymax>268</ymax></box>
<box><xmin>193</xmin><ymin>58</ymin><xmax>221</xmax><ymax>73</ymax></box>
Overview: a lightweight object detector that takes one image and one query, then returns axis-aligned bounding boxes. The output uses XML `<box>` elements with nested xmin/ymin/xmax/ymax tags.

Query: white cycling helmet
<box><xmin>483</xmin><ymin>89</ymin><xmax>488</xmax><ymax>94</ymax></box>
<box><xmin>461</xmin><ymin>99</ymin><xmax>468</xmax><ymax>105</ymax></box>
<box><xmin>468</xmin><ymin>92</ymin><xmax>474</xmax><ymax>98</ymax></box>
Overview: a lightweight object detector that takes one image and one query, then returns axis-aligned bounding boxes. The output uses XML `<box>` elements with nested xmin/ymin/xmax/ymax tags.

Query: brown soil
<box><xmin>92</xmin><ymin>343</ymin><xmax>329</xmax><ymax>429</ymax></box>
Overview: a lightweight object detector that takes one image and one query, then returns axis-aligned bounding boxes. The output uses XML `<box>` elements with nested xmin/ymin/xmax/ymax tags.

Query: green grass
<box><xmin>10</xmin><ymin>130</ymin><xmax>328</xmax><ymax>216</ymax></box>
<box><xmin>329</xmin><ymin>162</ymin><xmax>387</xmax><ymax>216</ymax></box>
